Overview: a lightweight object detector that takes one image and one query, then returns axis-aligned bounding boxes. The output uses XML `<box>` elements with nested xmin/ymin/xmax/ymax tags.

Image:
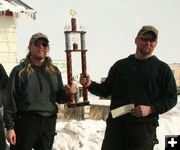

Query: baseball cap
<box><xmin>29</xmin><ymin>32</ymin><xmax>49</xmax><ymax>45</ymax></box>
<box><xmin>137</xmin><ymin>25</ymin><xmax>158</xmax><ymax>41</ymax></box>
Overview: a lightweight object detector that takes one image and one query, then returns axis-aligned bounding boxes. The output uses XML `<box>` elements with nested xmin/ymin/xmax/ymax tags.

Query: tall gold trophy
<box><xmin>64</xmin><ymin>10</ymin><xmax>89</xmax><ymax>107</ymax></box>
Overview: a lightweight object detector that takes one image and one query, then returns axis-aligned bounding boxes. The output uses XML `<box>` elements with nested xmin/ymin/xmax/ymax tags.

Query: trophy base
<box><xmin>67</xmin><ymin>101</ymin><xmax>89</xmax><ymax>108</ymax></box>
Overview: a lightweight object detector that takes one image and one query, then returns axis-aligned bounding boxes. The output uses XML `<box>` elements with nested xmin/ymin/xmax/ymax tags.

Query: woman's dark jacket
<box><xmin>3</xmin><ymin>63</ymin><xmax>68</xmax><ymax>130</ymax></box>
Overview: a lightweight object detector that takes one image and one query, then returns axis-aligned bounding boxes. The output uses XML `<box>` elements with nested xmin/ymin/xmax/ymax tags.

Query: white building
<box><xmin>169</xmin><ymin>63</ymin><xmax>180</xmax><ymax>92</ymax></box>
<box><xmin>0</xmin><ymin>0</ymin><xmax>36</xmax><ymax>74</ymax></box>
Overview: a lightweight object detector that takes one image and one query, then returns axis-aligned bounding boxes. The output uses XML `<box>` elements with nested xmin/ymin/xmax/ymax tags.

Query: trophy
<box><xmin>65</xmin><ymin>9</ymin><xmax>89</xmax><ymax>107</ymax></box>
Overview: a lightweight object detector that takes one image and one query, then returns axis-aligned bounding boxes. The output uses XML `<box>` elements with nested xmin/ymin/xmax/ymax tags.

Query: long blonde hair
<box><xmin>19</xmin><ymin>52</ymin><xmax>58</xmax><ymax>77</ymax></box>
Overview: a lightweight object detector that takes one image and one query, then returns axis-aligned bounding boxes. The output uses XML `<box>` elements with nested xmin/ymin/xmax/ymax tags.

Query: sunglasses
<box><xmin>140</xmin><ymin>37</ymin><xmax>156</xmax><ymax>42</ymax></box>
<box><xmin>34</xmin><ymin>41</ymin><xmax>48</xmax><ymax>47</ymax></box>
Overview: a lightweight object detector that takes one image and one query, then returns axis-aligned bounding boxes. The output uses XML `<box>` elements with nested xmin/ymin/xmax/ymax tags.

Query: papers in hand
<box><xmin>111</xmin><ymin>104</ymin><xmax>135</xmax><ymax>118</ymax></box>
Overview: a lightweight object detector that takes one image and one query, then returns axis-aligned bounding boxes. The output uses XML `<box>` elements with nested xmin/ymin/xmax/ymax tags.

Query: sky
<box><xmin>16</xmin><ymin>0</ymin><xmax>180</xmax><ymax>81</ymax></box>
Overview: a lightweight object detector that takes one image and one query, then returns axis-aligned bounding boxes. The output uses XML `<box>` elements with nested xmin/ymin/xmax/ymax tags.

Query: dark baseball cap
<box><xmin>29</xmin><ymin>33</ymin><xmax>49</xmax><ymax>45</ymax></box>
<box><xmin>137</xmin><ymin>25</ymin><xmax>158</xmax><ymax>41</ymax></box>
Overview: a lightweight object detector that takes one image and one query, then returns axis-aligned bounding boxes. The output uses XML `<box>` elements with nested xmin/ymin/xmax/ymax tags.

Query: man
<box><xmin>3</xmin><ymin>33</ymin><xmax>76</xmax><ymax>150</ymax></box>
<box><xmin>0</xmin><ymin>64</ymin><xmax>8</xmax><ymax>150</ymax></box>
<box><xmin>80</xmin><ymin>25</ymin><xmax>177</xmax><ymax>150</ymax></box>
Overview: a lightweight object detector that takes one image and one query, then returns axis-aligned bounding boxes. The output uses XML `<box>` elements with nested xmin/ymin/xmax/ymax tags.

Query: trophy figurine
<box><xmin>64</xmin><ymin>9</ymin><xmax>89</xmax><ymax>107</ymax></box>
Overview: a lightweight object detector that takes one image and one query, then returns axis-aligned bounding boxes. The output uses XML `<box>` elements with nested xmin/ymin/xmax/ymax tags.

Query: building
<box><xmin>169</xmin><ymin>63</ymin><xmax>180</xmax><ymax>92</ymax></box>
<box><xmin>0</xmin><ymin>0</ymin><xmax>36</xmax><ymax>74</ymax></box>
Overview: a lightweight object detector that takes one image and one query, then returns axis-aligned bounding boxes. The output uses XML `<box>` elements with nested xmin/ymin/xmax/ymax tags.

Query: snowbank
<box><xmin>53</xmin><ymin>120</ymin><xmax>106</xmax><ymax>150</ymax></box>
<box><xmin>53</xmin><ymin>97</ymin><xmax>180</xmax><ymax>150</ymax></box>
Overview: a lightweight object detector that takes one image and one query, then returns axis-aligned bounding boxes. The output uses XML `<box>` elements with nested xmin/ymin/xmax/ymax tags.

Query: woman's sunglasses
<box><xmin>140</xmin><ymin>37</ymin><xmax>156</xmax><ymax>43</ymax></box>
<box><xmin>34</xmin><ymin>41</ymin><xmax>48</xmax><ymax>47</ymax></box>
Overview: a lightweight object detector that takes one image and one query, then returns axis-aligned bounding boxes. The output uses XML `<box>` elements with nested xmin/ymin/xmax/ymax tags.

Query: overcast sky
<box><xmin>17</xmin><ymin>0</ymin><xmax>180</xmax><ymax>81</ymax></box>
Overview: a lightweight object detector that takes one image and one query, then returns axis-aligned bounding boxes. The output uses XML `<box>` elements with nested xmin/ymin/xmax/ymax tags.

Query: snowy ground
<box><xmin>53</xmin><ymin>119</ymin><xmax>105</xmax><ymax>150</ymax></box>
<box><xmin>5</xmin><ymin>96</ymin><xmax>180</xmax><ymax>150</ymax></box>
<box><xmin>53</xmin><ymin>96</ymin><xmax>180</xmax><ymax>150</ymax></box>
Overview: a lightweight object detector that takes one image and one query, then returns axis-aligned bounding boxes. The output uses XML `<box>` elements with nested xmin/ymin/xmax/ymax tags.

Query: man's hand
<box><xmin>6</xmin><ymin>129</ymin><xmax>16</xmax><ymax>145</ymax></box>
<box><xmin>80</xmin><ymin>74</ymin><xmax>91</xmax><ymax>87</ymax></box>
<box><xmin>131</xmin><ymin>105</ymin><xmax>152</xmax><ymax>117</ymax></box>
<box><xmin>65</xmin><ymin>84</ymin><xmax>76</xmax><ymax>95</ymax></box>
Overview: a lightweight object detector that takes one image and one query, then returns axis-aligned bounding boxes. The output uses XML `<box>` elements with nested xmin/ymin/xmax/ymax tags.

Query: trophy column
<box><xmin>66</xmin><ymin>51</ymin><xmax>75</xmax><ymax>103</ymax></box>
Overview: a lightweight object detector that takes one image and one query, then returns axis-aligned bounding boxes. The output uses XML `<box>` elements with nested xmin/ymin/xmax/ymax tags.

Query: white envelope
<box><xmin>111</xmin><ymin>104</ymin><xmax>135</xmax><ymax>118</ymax></box>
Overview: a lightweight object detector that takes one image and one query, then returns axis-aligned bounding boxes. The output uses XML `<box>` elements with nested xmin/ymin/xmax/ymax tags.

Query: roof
<box><xmin>169</xmin><ymin>63</ymin><xmax>180</xmax><ymax>66</ymax></box>
<box><xmin>0</xmin><ymin>0</ymin><xmax>36</xmax><ymax>19</ymax></box>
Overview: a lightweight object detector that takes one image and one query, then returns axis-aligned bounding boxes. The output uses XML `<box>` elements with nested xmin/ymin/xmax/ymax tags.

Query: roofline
<box><xmin>1</xmin><ymin>0</ymin><xmax>36</xmax><ymax>19</ymax></box>
<box><xmin>13</xmin><ymin>0</ymin><xmax>34</xmax><ymax>10</ymax></box>
<box><xmin>169</xmin><ymin>63</ymin><xmax>180</xmax><ymax>66</ymax></box>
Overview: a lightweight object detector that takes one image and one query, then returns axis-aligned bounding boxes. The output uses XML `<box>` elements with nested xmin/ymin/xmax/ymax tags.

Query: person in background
<box><xmin>0</xmin><ymin>64</ymin><xmax>8</xmax><ymax>150</ymax></box>
<box><xmin>3</xmin><ymin>33</ymin><xmax>76</xmax><ymax>150</ymax></box>
<box><xmin>80</xmin><ymin>25</ymin><xmax>177</xmax><ymax>150</ymax></box>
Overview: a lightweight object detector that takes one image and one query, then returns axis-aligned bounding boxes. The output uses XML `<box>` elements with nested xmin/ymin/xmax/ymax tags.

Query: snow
<box><xmin>79</xmin><ymin>93</ymin><xmax>111</xmax><ymax>106</ymax></box>
<box><xmin>53</xmin><ymin>96</ymin><xmax>180</xmax><ymax>150</ymax></box>
<box><xmin>53</xmin><ymin>120</ymin><xmax>106</xmax><ymax>150</ymax></box>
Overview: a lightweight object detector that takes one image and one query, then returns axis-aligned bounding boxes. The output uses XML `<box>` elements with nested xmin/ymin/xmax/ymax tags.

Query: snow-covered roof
<box><xmin>0</xmin><ymin>0</ymin><xmax>36</xmax><ymax>19</ymax></box>
<box><xmin>169</xmin><ymin>63</ymin><xmax>180</xmax><ymax>66</ymax></box>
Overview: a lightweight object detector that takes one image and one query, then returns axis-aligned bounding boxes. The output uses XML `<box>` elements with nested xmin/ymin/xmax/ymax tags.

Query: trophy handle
<box><xmin>66</xmin><ymin>51</ymin><xmax>75</xmax><ymax>103</ymax></box>
<box><xmin>81</xmin><ymin>51</ymin><xmax>88</xmax><ymax>102</ymax></box>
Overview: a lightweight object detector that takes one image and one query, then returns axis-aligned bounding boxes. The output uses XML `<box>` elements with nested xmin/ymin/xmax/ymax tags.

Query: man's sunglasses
<box><xmin>34</xmin><ymin>41</ymin><xmax>48</xmax><ymax>47</ymax></box>
<box><xmin>140</xmin><ymin>37</ymin><xmax>156</xmax><ymax>42</ymax></box>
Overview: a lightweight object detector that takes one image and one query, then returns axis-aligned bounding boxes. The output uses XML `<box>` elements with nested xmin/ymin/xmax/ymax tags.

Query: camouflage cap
<box><xmin>29</xmin><ymin>32</ymin><xmax>49</xmax><ymax>45</ymax></box>
<box><xmin>137</xmin><ymin>25</ymin><xmax>158</xmax><ymax>41</ymax></box>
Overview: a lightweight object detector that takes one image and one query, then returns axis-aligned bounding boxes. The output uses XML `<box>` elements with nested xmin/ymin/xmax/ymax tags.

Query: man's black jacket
<box><xmin>88</xmin><ymin>55</ymin><xmax>177</xmax><ymax>127</ymax></box>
